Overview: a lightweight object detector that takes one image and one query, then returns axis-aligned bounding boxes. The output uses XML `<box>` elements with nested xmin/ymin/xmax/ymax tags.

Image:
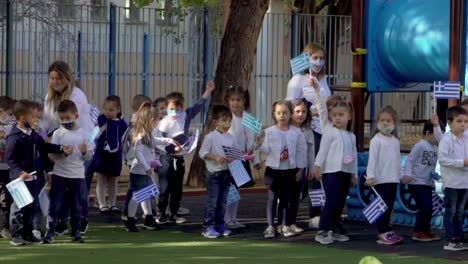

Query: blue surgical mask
<box><xmin>311</xmin><ymin>59</ymin><xmax>325</xmax><ymax>73</ymax></box>
<box><xmin>167</xmin><ymin>109</ymin><xmax>182</xmax><ymax>119</ymax></box>
<box><xmin>61</xmin><ymin>121</ymin><xmax>76</xmax><ymax>130</ymax></box>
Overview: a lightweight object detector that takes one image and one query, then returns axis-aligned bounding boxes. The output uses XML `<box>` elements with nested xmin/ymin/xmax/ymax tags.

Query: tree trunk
<box><xmin>187</xmin><ymin>0</ymin><xmax>269</xmax><ymax>187</ymax></box>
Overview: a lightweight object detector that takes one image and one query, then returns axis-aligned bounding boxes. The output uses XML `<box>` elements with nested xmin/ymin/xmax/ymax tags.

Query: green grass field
<box><xmin>0</xmin><ymin>224</ymin><xmax>462</xmax><ymax>264</ymax></box>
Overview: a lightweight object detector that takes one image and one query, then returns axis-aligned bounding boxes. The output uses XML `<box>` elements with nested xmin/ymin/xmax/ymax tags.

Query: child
<box><xmin>313</xmin><ymin>86</ymin><xmax>357</xmax><ymax>245</ymax></box>
<box><xmin>30</xmin><ymin>102</ymin><xmax>47</xmax><ymax>140</ymax></box>
<box><xmin>43</xmin><ymin>100</ymin><xmax>93</xmax><ymax>244</ymax></box>
<box><xmin>199</xmin><ymin>105</ymin><xmax>238</xmax><ymax>238</ymax></box>
<box><xmin>365</xmin><ymin>106</ymin><xmax>404</xmax><ymax>245</ymax></box>
<box><xmin>0</xmin><ymin>96</ymin><xmax>15</xmax><ymax>239</ymax></box>
<box><xmin>155</xmin><ymin>81</ymin><xmax>215</xmax><ymax>224</ymax></box>
<box><xmin>437</xmin><ymin>106</ymin><xmax>468</xmax><ymax>251</ymax></box>
<box><xmin>93</xmin><ymin>95</ymin><xmax>128</xmax><ymax>215</ymax></box>
<box><xmin>122</xmin><ymin>94</ymin><xmax>152</xmax><ymax>219</ymax></box>
<box><xmin>154</xmin><ymin>97</ymin><xmax>167</xmax><ymax>120</ymax></box>
<box><xmin>258</xmin><ymin>100</ymin><xmax>307</xmax><ymax>238</ymax></box>
<box><xmin>223</xmin><ymin>85</ymin><xmax>260</xmax><ymax>229</ymax></box>
<box><xmin>6</xmin><ymin>100</ymin><xmax>70</xmax><ymax>246</ymax></box>
<box><xmin>125</xmin><ymin>102</ymin><xmax>178</xmax><ymax>232</ymax></box>
<box><xmin>402</xmin><ymin>121</ymin><xmax>441</xmax><ymax>242</ymax></box>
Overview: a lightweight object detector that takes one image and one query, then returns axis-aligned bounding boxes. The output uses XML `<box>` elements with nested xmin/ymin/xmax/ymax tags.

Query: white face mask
<box><xmin>311</xmin><ymin>59</ymin><xmax>325</xmax><ymax>73</ymax></box>
<box><xmin>53</xmin><ymin>84</ymin><xmax>66</xmax><ymax>93</ymax></box>
<box><xmin>378</xmin><ymin>123</ymin><xmax>395</xmax><ymax>135</ymax></box>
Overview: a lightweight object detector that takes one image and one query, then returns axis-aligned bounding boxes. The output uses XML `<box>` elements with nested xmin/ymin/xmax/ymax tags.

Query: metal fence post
<box><xmin>5</xmin><ymin>0</ymin><xmax>13</xmax><ymax>97</ymax></box>
<box><xmin>290</xmin><ymin>12</ymin><xmax>298</xmax><ymax>58</ymax></box>
<box><xmin>77</xmin><ymin>30</ymin><xmax>82</xmax><ymax>82</ymax></box>
<box><xmin>142</xmin><ymin>32</ymin><xmax>149</xmax><ymax>96</ymax></box>
<box><xmin>108</xmin><ymin>3</ymin><xmax>116</xmax><ymax>95</ymax></box>
<box><xmin>202</xmin><ymin>7</ymin><xmax>214</xmax><ymax>125</ymax></box>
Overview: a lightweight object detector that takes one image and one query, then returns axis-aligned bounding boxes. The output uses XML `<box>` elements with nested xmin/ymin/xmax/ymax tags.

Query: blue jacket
<box><xmin>6</xmin><ymin>126</ymin><xmax>63</xmax><ymax>180</ymax></box>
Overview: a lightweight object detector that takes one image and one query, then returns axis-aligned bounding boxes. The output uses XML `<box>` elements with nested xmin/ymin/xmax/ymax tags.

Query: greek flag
<box><xmin>363</xmin><ymin>196</ymin><xmax>387</xmax><ymax>224</ymax></box>
<box><xmin>89</xmin><ymin>104</ymin><xmax>100</xmax><ymax>126</ymax></box>
<box><xmin>241</xmin><ymin>111</ymin><xmax>262</xmax><ymax>135</ymax></box>
<box><xmin>309</xmin><ymin>188</ymin><xmax>326</xmax><ymax>207</ymax></box>
<box><xmin>227</xmin><ymin>184</ymin><xmax>240</xmax><ymax>206</ymax></box>
<box><xmin>432</xmin><ymin>192</ymin><xmax>444</xmax><ymax>217</ymax></box>
<box><xmin>6</xmin><ymin>178</ymin><xmax>34</xmax><ymax>209</ymax></box>
<box><xmin>290</xmin><ymin>52</ymin><xmax>312</xmax><ymax>76</ymax></box>
<box><xmin>433</xmin><ymin>81</ymin><xmax>460</xmax><ymax>99</ymax></box>
<box><xmin>133</xmin><ymin>182</ymin><xmax>159</xmax><ymax>204</ymax></box>
<box><xmin>222</xmin><ymin>145</ymin><xmax>245</xmax><ymax>161</ymax></box>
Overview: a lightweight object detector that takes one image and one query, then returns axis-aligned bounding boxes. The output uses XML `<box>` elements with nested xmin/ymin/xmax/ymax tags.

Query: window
<box><xmin>90</xmin><ymin>0</ymin><xmax>107</xmax><ymax>21</ymax></box>
<box><xmin>125</xmin><ymin>0</ymin><xmax>140</xmax><ymax>22</ymax></box>
<box><xmin>54</xmin><ymin>0</ymin><xmax>76</xmax><ymax>19</ymax></box>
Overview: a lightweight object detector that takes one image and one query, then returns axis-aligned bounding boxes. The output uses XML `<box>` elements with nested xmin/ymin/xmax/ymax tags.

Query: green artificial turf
<box><xmin>0</xmin><ymin>224</ymin><xmax>462</xmax><ymax>264</ymax></box>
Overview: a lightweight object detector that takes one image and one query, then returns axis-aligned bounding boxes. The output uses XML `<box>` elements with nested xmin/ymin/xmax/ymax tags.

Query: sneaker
<box><xmin>216</xmin><ymin>225</ymin><xmax>232</xmax><ymax>237</ymax></box>
<box><xmin>281</xmin><ymin>226</ymin><xmax>296</xmax><ymax>238</ymax></box>
<box><xmin>0</xmin><ymin>228</ymin><xmax>11</xmax><ymax>239</ymax></box>
<box><xmin>332</xmin><ymin>232</ymin><xmax>350</xmax><ymax>242</ymax></box>
<box><xmin>23</xmin><ymin>234</ymin><xmax>41</xmax><ymax>244</ymax></box>
<box><xmin>290</xmin><ymin>224</ymin><xmax>304</xmax><ymax>234</ymax></box>
<box><xmin>32</xmin><ymin>230</ymin><xmax>42</xmax><ymax>240</ymax></box>
<box><xmin>109</xmin><ymin>206</ymin><xmax>121</xmax><ymax>215</ymax></box>
<box><xmin>377</xmin><ymin>231</ymin><xmax>402</xmax><ymax>245</ymax></box>
<box><xmin>41</xmin><ymin>234</ymin><xmax>54</xmax><ymax>244</ymax></box>
<box><xmin>443</xmin><ymin>240</ymin><xmax>465</xmax><ymax>251</ymax></box>
<box><xmin>143</xmin><ymin>215</ymin><xmax>160</xmax><ymax>230</ymax></box>
<box><xmin>10</xmin><ymin>237</ymin><xmax>32</xmax><ymax>246</ymax></box>
<box><xmin>55</xmin><ymin>221</ymin><xmax>69</xmax><ymax>236</ymax></box>
<box><xmin>263</xmin><ymin>226</ymin><xmax>276</xmax><ymax>239</ymax></box>
<box><xmin>99</xmin><ymin>207</ymin><xmax>110</xmax><ymax>215</ymax></box>
<box><xmin>308</xmin><ymin>216</ymin><xmax>320</xmax><ymax>229</ymax></box>
<box><xmin>276</xmin><ymin>225</ymin><xmax>283</xmax><ymax>236</ymax></box>
<box><xmin>178</xmin><ymin>207</ymin><xmax>190</xmax><ymax>216</ymax></box>
<box><xmin>335</xmin><ymin>222</ymin><xmax>348</xmax><ymax>235</ymax></box>
<box><xmin>121</xmin><ymin>214</ymin><xmax>128</xmax><ymax>221</ymax></box>
<box><xmin>169</xmin><ymin>215</ymin><xmax>186</xmax><ymax>224</ymax></box>
<box><xmin>80</xmin><ymin>218</ymin><xmax>89</xmax><ymax>234</ymax></box>
<box><xmin>226</xmin><ymin>221</ymin><xmax>246</xmax><ymax>229</ymax></box>
<box><xmin>427</xmin><ymin>232</ymin><xmax>441</xmax><ymax>241</ymax></box>
<box><xmin>156</xmin><ymin>214</ymin><xmax>169</xmax><ymax>224</ymax></box>
<box><xmin>125</xmin><ymin>217</ymin><xmax>139</xmax><ymax>232</ymax></box>
<box><xmin>71</xmin><ymin>235</ymin><xmax>85</xmax><ymax>243</ymax></box>
<box><xmin>388</xmin><ymin>231</ymin><xmax>404</xmax><ymax>243</ymax></box>
<box><xmin>412</xmin><ymin>231</ymin><xmax>433</xmax><ymax>242</ymax></box>
<box><xmin>315</xmin><ymin>230</ymin><xmax>334</xmax><ymax>244</ymax></box>
<box><xmin>202</xmin><ymin>226</ymin><xmax>220</xmax><ymax>239</ymax></box>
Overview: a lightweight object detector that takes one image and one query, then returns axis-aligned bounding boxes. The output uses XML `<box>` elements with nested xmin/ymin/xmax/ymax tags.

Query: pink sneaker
<box><xmin>377</xmin><ymin>232</ymin><xmax>402</xmax><ymax>245</ymax></box>
<box><xmin>388</xmin><ymin>231</ymin><xmax>404</xmax><ymax>243</ymax></box>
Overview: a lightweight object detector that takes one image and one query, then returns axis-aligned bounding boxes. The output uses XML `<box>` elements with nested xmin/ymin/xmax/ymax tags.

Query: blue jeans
<box><xmin>408</xmin><ymin>185</ymin><xmax>433</xmax><ymax>232</ymax></box>
<box><xmin>204</xmin><ymin>170</ymin><xmax>231</xmax><ymax>226</ymax></box>
<box><xmin>443</xmin><ymin>188</ymin><xmax>468</xmax><ymax>241</ymax></box>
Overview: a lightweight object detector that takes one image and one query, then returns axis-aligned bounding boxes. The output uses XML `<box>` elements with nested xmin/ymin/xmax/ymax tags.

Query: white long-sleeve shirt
<box><xmin>130</xmin><ymin>135</ymin><xmax>174</xmax><ymax>175</ymax></box>
<box><xmin>50</xmin><ymin>127</ymin><xmax>93</xmax><ymax>179</ymax></box>
<box><xmin>438</xmin><ymin>132</ymin><xmax>468</xmax><ymax>189</ymax></box>
<box><xmin>403</xmin><ymin>139</ymin><xmax>438</xmax><ymax>186</ymax></box>
<box><xmin>286</xmin><ymin>74</ymin><xmax>331</xmax><ymax>134</ymax></box>
<box><xmin>43</xmin><ymin>87</ymin><xmax>94</xmax><ymax>134</ymax></box>
<box><xmin>199</xmin><ymin>130</ymin><xmax>238</xmax><ymax>172</ymax></box>
<box><xmin>259</xmin><ymin>126</ymin><xmax>307</xmax><ymax>170</ymax></box>
<box><xmin>228</xmin><ymin>113</ymin><xmax>260</xmax><ymax>165</ymax></box>
<box><xmin>366</xmin><ymin>133</ymin><xmax>402</xmax><ymax>184</ymax></box>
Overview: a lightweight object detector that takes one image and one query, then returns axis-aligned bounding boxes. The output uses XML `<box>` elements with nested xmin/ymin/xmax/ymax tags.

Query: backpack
<box><xmin>121</xmin><ymin>124</ymin><xmax>135</xmax><ymax>166</ymax></box>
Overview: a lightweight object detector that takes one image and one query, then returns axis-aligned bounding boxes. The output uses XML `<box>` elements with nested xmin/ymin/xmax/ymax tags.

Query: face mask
<box><xmin>378</xmin><ymin>123</ymin><xmax>394</xmax><ymax>135</ymax></box>
<box><xmin>167</xmin><ymin>109</ymin><xmax>182</xmax><ymax>119</ymax></box>
<box><xmin>61</xmin><ymin>121</ymin><xmax>75</xmax><ymax>130</ymax></box>
<box><xmin>53</xmin><ymin>84</ymin><xmax>66</xmax><ymax>92</ymax></box>
<box><xmin>311</xmin><ymin>59</ymin><xmax>325</xmax><ymax>73</ymax></box>
<box><xmin>217</xmin><ymin>121</ymin><xmax>231</xmax><ymax>133</ymax></box>
<box><xmin>31</xmin><ymin>120</ymin><xmax>40</xmax><ymax>130</ymax></box>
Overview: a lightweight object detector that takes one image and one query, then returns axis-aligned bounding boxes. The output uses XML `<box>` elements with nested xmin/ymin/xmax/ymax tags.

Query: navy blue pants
<box><xmin>374</xmin><ymin>183</ymin><xmax>397</xmax><ymax>234</ymax></box>
<box><xmin>158</xmin><ymin>154</ymin><xmax>185</xmax><ymax>216</ymax></box>
<box><xmin>9</xmin><ymin>178</ymin><xmax>41</xmax><ymax>239</ymax></box>
<box><xmin>0</xmin><ymin>169</ymin><xmax>12</xmax><ymax>229</ymax></box>
<box><xmin>204</xmin><ymin>170</ymin><xmax>231</xmax><ymax>226</ymax></box>
<box><xmin>443</xmin><ymin>188</ymin><xmax>468</xmax><ymax>241</ymax></box>
<box><xmin>309</xmin><ymin>131</ymin><xmax>322</xmax><ymax>218</ymax></box>
<box><xmin>47</xmin><ymin>175</ymin><xmax>86</xmax><ymax>236</ymax></box>
<box><xmin>266</xmin><ymin>167</ymin><xmax>296</xmax><ymax>227</ymax></box>
<box><xmin>408</xmin><ymin>184</ymin><xmax>433</xmax><ymax>232</ymax></box>
<box><xmin>319</xmin><ymin>171</ymin><xmax>351</xmax><ymax>231</ymax></box>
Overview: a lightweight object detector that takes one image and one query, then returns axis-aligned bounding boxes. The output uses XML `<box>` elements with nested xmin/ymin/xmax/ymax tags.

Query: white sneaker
<box><xmin>263</xmin><ymin>226</ymin><xmax>276</xmax><ymax>239</ymax></box>
<box><xmin>290</xmin><ymin>224</ymin><xmax>304</xmax><ymax>234</ymax></box>
<box><xmin>332</xmin><ymin>232</ymin><xmax>350</xmax><ymax>242</ymax></box>
<box><xmin>315</xmin><ymin>230</ymin><xmax>334</xmax><ymax>245</ymax></box>
<box><xmin>32</xmin><ymin>230</ymin><xmax>42</xmax><ymax>240</ymax></box>
<box><xmin>308</xmin><ymin>216</ymin><xmax>320</xmax><ymax>229</ymax></box>
<box><xmin>276</xmin><ymin>225</ymin><xmax>283</xmax><ymax>235</ymax></box>
<box><xmin>281</xmin><ymin>226</ymin><xmax>296</xmax><ymax>238</ymax></box>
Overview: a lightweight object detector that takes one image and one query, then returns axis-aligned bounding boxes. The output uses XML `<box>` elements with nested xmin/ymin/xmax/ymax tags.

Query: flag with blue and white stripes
<box><xmin>363</xmin><ymin>196</ymin><xmax>388</xmax><ymax>224</ymax></box>
<box><xmin>290</xmin><ymin>52</ymin><xmax>312</xmax><ymax>76</ymax></box>
<box><xmin>222</xmin><ymin>145</ymin><xmax>245</xmax><ymax>161</ymax></box>
<box><xmin>432</xmin><ymin>192</ymin><xmax>444</xmax><ymax>217</ymax></box>
<box><xmin>133</xmin><ymin>182</ymin><xmax>159</xmax><ymax>204</ymax></box>
<box><xmin>309</xmin><ymin>188</ymin><xmax>326</xmax><ymax>207</ymax></box>
<box><xmin>241</xmin><ymin>111</ymin><xmax>262</xmax><ymax>135</ymax></box>
<box><xmin>434</xmin><ymin>81</ymin><xmax>460</xmax><ymax>99</ymax></box>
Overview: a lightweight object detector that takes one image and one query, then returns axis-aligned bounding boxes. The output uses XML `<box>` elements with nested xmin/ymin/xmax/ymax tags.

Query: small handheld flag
<box><xmin>433</xmin><ymin>81</ymin><xmax>460</xmax><ymax>99</ymax></box>
<box><xmin>6</xmin><ymin>177</ymin><xmax>34</xmax><ymax>209</ymax></box>
<box><xmin>242</xmin><ymin>111</ymin><xmax>262</xmax><ymax>135</ymax></box>
<box><xmin>227</xmin><ymin>184</ymin><xmax>240</xmax><ymax>206</ymax></box>
<box><xmin>431</xmin><ymin>192</ymin><xmax>444</xmax><ymax>217</ymax></box>
<box><xmin>363</xmin><ymin>189</ymin><xmax>388</xmax><ymax>224</ymax></box>
<box><xmin>133</xmin><ymin>182</ymin><xmax>159</xmax><ymax>204</ymax></box>
<box><xmin>309</xmin><ymin>188</ymin><xmax>326</xmax><ymax>207</ymax></box>
<box><xmin>222</xmin><ymin>146</ymin><xmax>245</xmax><ymax>161</ymax></box>
<box><xmin>290</xmin><ymin>52</ymin><xmax>312</xmax><ymax>76</ymax></box>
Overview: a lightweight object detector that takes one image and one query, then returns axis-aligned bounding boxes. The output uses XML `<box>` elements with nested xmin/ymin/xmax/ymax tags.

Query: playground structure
<box><xmin>347</xmin><ymin>0</ymin><xmax>468</xmax><ymax>231</ymax></box>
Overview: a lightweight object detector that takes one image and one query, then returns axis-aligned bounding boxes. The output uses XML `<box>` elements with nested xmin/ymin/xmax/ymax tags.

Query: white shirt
<box><xmin>157</xmin><ymin>113</ymin><xmax>187</xmax><ymax>138</ymax></box>
<box><xmin>50</xmin><ymin>127</ymin><xmax>93</xmax><ymax>179</ymax></box>
<box><xmin>43</xmin><ymin>87</ymin><xmax>94</xmax><ymax>134</ymax></box>
<box><xmin>260</xmin><ymin>126</ymin><xmax>307</xmax><ymax>170</ymax></box>
<box><xmin>199</xmin><ymin>130</ymin><xmax>238</xmax><ymax>173</ymax></box>
<box><xmin>228</xmin><ymin>113</ymin><xmax>260</xmax><ymax>165</ymax></box>
<box><xmin>403</xmin><ymin>139</ymin><xmax>438</xmax><ymax>186</ymax></box>
<box><xmin>286</xmin><ymin>74</ymin><xmax>331</xmax><ymax>134</ymax></box>
<box><xmin>130</xmin><ymin>134</ymin><xmax>174</xmax><ymax>175</ymax></box>
<box><xmin>366</xmin><ymin>133</ymin><xmax>402</xmax><ymax>184</ymax></box>
<box><xmin>438</xmin><ymin>132</ymin><xmax>468</xmax><ymax>189</ymax></box>
<box><xmin>301</xmin><ymin>127</ymin><xmax>315</xmax><ymax>171</ymax></box>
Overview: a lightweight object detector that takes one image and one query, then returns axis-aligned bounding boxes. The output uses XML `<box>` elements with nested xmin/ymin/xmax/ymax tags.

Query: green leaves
<box><xmin>133</xmin><ymin>0</ymin><xmax>154</xmax><ymax>8</ymax></box>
